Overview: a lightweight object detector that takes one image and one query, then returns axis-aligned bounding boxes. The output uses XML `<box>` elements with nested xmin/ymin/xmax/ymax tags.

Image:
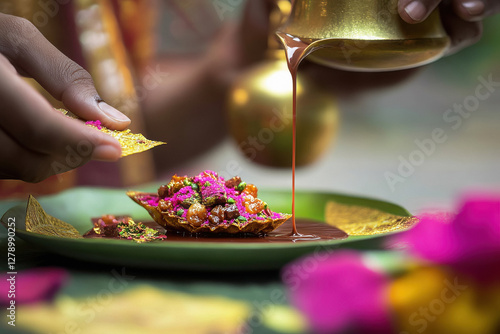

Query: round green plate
<box><xmin>0</xmin><ymin>187</ymin><xmax>412</xmax><ymax>270</ymax></box>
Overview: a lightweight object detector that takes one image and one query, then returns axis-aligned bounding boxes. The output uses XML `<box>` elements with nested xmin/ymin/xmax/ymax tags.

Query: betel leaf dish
<box><xmin>0</xmin><ymin>187</ymin><xmax>415</xmax><ymax>269</ymax></box>
<box><xmin>128</xmin><ymin>170</ymin><xmax>291</xmax><ymax>234</ymax></box>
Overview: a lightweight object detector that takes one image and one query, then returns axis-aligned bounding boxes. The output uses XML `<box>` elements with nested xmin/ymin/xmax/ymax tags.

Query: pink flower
<box><xmin>0</xmin><ymin>267</ymin><xmax>67</xmax><ymax>305</ymax></box>
<box><xmin>282</xmin><ymin>251</ymin><xmax>392</xmax><ymax>334</ymax></box>
<box><xmin>394</xmin><ymin>194</ymin><xmax>500</xmax><ymax>282</ymax></box>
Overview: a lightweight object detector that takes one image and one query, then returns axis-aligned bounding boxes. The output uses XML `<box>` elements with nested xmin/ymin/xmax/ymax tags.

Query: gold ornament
<box><xmin>227</xmin><ymin>54</ymin><xmax>338</xmax><ymax>167</ymax></box>
<box><xmin>227</xmin><ymin>0</ymin><xmax>338</xmax><ymax>167</ymax></box>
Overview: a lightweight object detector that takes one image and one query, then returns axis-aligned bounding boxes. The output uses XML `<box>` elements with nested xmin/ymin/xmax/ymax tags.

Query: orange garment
<box><xmin>0</xmin><ymin>0</ymin><xmax>157</xmax><ymax>199</ymax></box>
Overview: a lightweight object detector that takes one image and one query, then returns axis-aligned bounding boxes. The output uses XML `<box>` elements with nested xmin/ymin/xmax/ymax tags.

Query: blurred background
<box><xmin>155</xmin><ymin>1</ymin><xmax>500</xmax><ymax>214</ymax></box>
<box><xmin>0</xmin><ymin>0</ymin><xmax>498</xmax><ymax>215</ymax></box>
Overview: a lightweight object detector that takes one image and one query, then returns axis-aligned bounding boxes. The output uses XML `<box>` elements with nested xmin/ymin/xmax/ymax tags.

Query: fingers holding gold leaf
<box><xmin>58</xmin><ymin>109</ymin><xmax>165</xmax><ymax>157</ymax></box>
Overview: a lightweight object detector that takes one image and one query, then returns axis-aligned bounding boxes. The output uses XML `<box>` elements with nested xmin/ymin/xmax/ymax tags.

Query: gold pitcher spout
<box><xmin>277</xmin><ymin>0</ymin><xmax>450</xmax><ymax>71</ymax></box>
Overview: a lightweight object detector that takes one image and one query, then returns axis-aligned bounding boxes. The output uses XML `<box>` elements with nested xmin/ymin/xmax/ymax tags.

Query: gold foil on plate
<box><xmin>58</xmin><ymin>109</ymin><xmax>165</xmax><ymax>157</ymax></box>
<box><xmin>325</xmin><ymin>201</ymin><xmax>418</xmax><ymax>236</ymax></box>
<box><xmin>26</xmin><ymin>195</ymin><xmax>83</xmax><ymax>239</ymax></box>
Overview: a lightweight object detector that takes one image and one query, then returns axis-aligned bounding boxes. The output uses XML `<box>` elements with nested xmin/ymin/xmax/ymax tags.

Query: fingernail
<box><xmin>405</xmin><ymin>1</ymin><xmax>427</xmax><ymax>22</ymax></box>
<box><xmin>461</xmin><ymin>1</ymin><xmax>485</xmax><ymax>17</ymax></box>
<box><xmin>91</xmin><ymin>144</ymin><xmax>122</xmax><ymax>161</ymax></box>
<box><xmin>98</xmin><ymin>102</ymin><xmax>130</xmax><ymax>123</ymax></box>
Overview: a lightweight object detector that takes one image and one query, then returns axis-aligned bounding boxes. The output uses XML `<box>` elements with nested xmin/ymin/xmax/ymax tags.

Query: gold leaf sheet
<box><xmin>88</xmin><ymin>126</ymin><xmax>165</xmax><ymax>157</ymax></box>
<box><xmin>325</xmin><ymin>201</ymin><xmax>418</xmax><ymax>236</ymax></box>
<box><xmin>58</xmin><ymin>109</ymin><xmax>165</xmax><ymax>157</ymax></box>
<box><xmin>26</xmin><ymin>195</ymin><xmax>82</xmax><ymax>239</ymax></box>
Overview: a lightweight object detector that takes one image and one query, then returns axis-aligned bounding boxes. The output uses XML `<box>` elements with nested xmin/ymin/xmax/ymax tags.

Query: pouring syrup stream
<box><xmin>276</xmin><ymin>32</ymin><xmax>323</xmax><ymax>237</ymax></box>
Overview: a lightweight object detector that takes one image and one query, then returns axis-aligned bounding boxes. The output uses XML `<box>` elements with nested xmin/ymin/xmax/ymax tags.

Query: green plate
<box><xmin>0</xmin><ymin>187</ymin><xmax>411</xmax><ymax>270</ymax></box>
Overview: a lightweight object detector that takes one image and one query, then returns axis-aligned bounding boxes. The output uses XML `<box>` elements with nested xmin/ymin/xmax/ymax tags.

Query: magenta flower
<box><xmin>282</xmin><ymin>251</ymin><xmax>392</xmax><ymax>334</ymax></box>
<box><xmin>394</xmin><ymin>194</ymin><xmax>500</xmax><ymax>282</ymax></box>
<box><xmin>0</xmin><ymin>267</ymin><xmax>67</xmax><ymax>305</ymax></box>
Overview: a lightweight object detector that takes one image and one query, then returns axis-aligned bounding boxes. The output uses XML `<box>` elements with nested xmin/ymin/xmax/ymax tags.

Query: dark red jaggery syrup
<box><xmin>84</xmin><ymin>218</ymin><xmax>347</xmax><ymax>243</ymax></box>
<box><xmin>276</xmin><ymin>32</ymin><xmax>326</xmax><ymax>239</ymax></box>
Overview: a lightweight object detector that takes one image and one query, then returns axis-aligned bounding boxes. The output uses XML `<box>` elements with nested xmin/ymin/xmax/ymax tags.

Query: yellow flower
<box><xmin>389</xmin><ymin>266</ymin><xmax>500</xmax><ymax>334</ymax></box>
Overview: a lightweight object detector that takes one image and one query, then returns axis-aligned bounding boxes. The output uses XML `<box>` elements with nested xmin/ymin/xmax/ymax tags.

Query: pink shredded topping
<box><xmin>141</xmin><ymin>195</ymin><xmax>159</xmax><ymax>207</ymax></box>
<box><xmin>85</xmin><ymin>120</ymin><xmax>103</xmax><ymax>130</ymax></box>
<box><xmin>171</xmin><ymin>187</ymin><xmax>196</xmax><ymax>206</ymax></box>
<box><xmin>146</xmin><ymin>170</ymin><xmax>286</xmax><ymax>225</ymax></box>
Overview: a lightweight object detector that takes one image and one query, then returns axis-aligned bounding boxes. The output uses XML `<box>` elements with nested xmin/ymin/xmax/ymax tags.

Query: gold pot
<box><xmin>227</xmin><ymin>51</ymin><xmax>339</xmax><ymax>167</ymax></box>
<box><xmin>278</xmin><ymin>0</ymin><xmax>450</xmax><ymax>71</ymax></box>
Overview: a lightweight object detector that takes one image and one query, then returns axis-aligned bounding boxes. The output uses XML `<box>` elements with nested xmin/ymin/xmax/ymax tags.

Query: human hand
<box><xmin>0</xmin><ymin>13</ymin><xmax>131</xmax><ymax>182</ymax></box>
<box><xmin>399</xmin><ymin>0</ymin><xmax>500</xmax><ymax>54</ymax></box>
